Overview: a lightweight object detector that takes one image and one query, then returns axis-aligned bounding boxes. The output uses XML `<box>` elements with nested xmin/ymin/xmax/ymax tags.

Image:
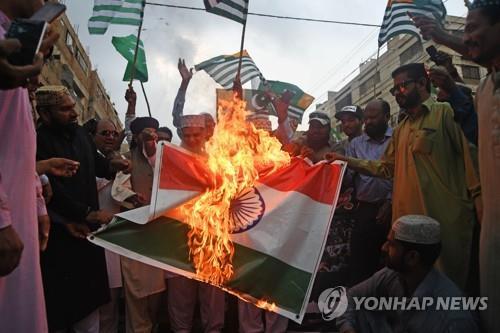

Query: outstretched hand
<box><xmin>178</xmin><ymin>58</ymin><xmax>193</xmax><ymax>82</ymax></box>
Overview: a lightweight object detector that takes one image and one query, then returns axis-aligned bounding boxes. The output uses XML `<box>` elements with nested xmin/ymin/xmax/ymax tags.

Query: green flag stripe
<box><xmin>218</xmin><ymin>66</ymin><xmax>261</xmax><ymax>88</ymax></box>
<box><xmin>89</xmin><ymin>16</ymin><xmax>141</xmax><ymax>25</ymax></box>
<box><xmin>92</xmin><ymin>5</ymin><xmax>143</xmax><ymax>14</ymax></box>
<box><xmin>380</xmin><ymin>29</ymin><xmax>421</xmax><ymax>46</ymax></box>
<box><xmin>379</xmin><ymin>22</ymin><xmax>419</xmax><ymax>40</ymax></box>
<box><xmin>219</xmin><ymin>0</ymin><xmax>248</xmax><ymax>13</ymax></box>
<box><xmin>204</xmin><ymin>57</ymin><xmax>254</xmax><ymax>74</ymax></box>
<box><xmin>380</xmin><ymin>10</ymin><xmax>440</xmax><ymax>34</ymax></box>
<box><xmin>383</xmin><ymin>3</ymin><xmax>445</xmax><ymax>19</ymax></box>
<box><xmin>208</xmin><ymin>7</ymin><xmax>246</xmax><ymax>24</ymax></box>
<box><xmin>88</xmin><ymin>27</ymin><xmax>107</xmax><ymax>34</ymax></box>
<box><xmin>211</xmin><ymin>60</ymin><xmax>259</xmax><ymax>82</ymax></box>
<box><xmin>94</xmin><ymin>217</ymin><xmax>310</xmax><ymax>313</ymax></box>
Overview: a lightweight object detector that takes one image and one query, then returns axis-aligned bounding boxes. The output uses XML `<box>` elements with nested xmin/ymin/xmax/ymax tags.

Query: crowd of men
<box><xmin>0</xmin><ymin>0</ymin><xmax>499</xmax><ymax>332</ymax></box>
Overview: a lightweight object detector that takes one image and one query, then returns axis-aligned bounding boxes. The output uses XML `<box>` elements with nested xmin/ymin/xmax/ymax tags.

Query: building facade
<box><xmin>38</xmin><ymin>13</ymin><xmax>122</xmax><ymax>129</ymax></box>
<box><xmin>315</xmin><ymin>15</ymin><xmax>487</xmax><ymax>135</ymax></box>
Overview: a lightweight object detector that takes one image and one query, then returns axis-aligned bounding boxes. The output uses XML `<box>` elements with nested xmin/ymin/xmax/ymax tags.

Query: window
<box><xmin>399</xmin><ymin>42</ymin><xmax>422</xmax><ymax>64</ymax></box>
<box><xmin>65</xmin><ymin>31</ymin><xmax>73</xmax><ymax>52</ymax></box>
<box><xmin>359</xmin><ymin>72</ymin><xmax>381</xmax><ymax>96</ymax></box>
<box><xmin>462</xmin><ymin>65</ymin><xmax>481</xmax><ymax>80</ymax></box>
<box><xmin>75</xmin><ymin>48</ymin><xmax>88</xmax><ymax>74</ymax></box>
<box><xmin>335</xmin><ymin>92</ymin><xmax>352</xmax><ymax>112</ymax></box>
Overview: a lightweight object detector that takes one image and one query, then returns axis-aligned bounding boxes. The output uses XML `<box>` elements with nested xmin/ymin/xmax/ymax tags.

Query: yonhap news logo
<box><xmin>318</xmin><ymin>286</ymin><xmax>488</xmax><ymax>321</ymax></box>
<box><xmin>318</xmin><ymin>286</ymin><xmax>349</xmax><ymax>321</ymax></box>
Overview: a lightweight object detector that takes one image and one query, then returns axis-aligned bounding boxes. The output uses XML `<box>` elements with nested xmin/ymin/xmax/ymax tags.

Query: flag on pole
<box><xmin>378</xmin><ymin>0</ymin><xmax>446</xmax><ymax>47</ymax></box>
<box><xmin>195</xmin><ymin>50</ymin><xmax>263</xmax><ymax>89</ymax></box>
<box><xmin>89</xmin><ymin>143</ymin><xmax>346</xmax><ymax>323</ymax></box>
<box><xmin>259</xmin><ymin>80</ymin><xmax>315</xmax><ymax>121</ymax></box>
<box><xmin>204</xmin><ymin>0</ymin><xmax>249</xmax><ymax>24</ymax></box>
<box><xmin>112</xmin><ymin>34</ymin><xmax>148</xmax><ymax>82</ymax></box>
<box><xmin>88</xmin><ymin>0</ymin><xmax>145</xmax><ymax>35</ymax></box>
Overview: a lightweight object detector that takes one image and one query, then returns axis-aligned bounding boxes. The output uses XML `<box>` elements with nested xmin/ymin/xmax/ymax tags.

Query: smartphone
<box><xmin>30</xmin><ymin>2</ymin><xmax>66</xmax><ymax>23</ymax></box>
<box><xmin>426</xmin><ymin>46</ymin><xmax>443</xmax><ymax>65</ymax></box>
<box><xmin>5</xmin><ymin>19</ymin><xmax>48</xmax><ymax>66</ymax></box>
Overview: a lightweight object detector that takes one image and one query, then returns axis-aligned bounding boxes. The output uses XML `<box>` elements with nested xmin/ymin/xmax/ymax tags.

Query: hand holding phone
<box><xmin>5</xmin><ymin>19</ymin><xmax>48</xmax><ymax>66</ymax></box>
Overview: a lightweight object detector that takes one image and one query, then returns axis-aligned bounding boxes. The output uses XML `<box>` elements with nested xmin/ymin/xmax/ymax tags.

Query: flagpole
<box><xmin>129</xmin><ymin>0</ymin><xmax>146</xmax><ymax>87</ymax></box>
<box><xmin>233</xmin><ymin>2</ymin><xmax>249</xmax><ymax>98</ymax></box>
<box><xmin>128</xmin><ymin>0</ymin><xmax>151</xmax><ymax>117</ymax></box>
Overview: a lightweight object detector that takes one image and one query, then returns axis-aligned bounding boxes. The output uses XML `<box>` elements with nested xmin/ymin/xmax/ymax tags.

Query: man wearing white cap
<box><xmin>337</xmin><ymin>215</ymin><xmax>480</xmax><ymax>333</ymax></box>
<box><xmin>333</xmin><ymin>105</ymin><xmax>364</xmax><ymax>153</ymax></box>
<box><xmin>167</xmin><ymin>114</ymin><xmax>225</xmax><ymax>333</ymax></box>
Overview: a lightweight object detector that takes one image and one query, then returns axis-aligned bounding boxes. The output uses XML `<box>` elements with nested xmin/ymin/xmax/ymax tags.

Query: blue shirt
<box><xmin>346</xmin><ymin>127</ymin><xmax>393</xmax><ymax>202</ymax></box>
<box><xmin>338</xmin><ymin>267</ymin><xmax>480</xmax><ymax>333</ymax></box>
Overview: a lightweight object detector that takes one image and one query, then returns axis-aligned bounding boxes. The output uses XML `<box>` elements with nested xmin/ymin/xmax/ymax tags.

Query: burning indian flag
<box><xmin>89</xmin><ymin>96</ymin><xmax>346</xmax><ymax>323</ymax></box>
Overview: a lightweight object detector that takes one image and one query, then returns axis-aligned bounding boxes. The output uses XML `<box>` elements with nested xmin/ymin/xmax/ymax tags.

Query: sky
<box><xmin>65</xmin><ymin>0</ymin><xmax>468</xmax><ymax>139</ymax></box>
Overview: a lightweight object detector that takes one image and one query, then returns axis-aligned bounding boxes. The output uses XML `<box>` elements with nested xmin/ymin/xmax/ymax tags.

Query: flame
<box><xmin>181</xmin><ymin>95</ymin><xmax>290</xmax><ymax>285</ymax></box>
<box><xmin>255</xmin><ymin>300</ymin><xmax>277</xmax><ymax>312</ymax></box>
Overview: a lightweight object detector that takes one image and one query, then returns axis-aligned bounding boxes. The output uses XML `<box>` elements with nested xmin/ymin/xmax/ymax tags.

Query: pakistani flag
<box><xmin>204</xmin><ymin>0</ymin><xmax>249</xmax><ymax>24</ymax></box>
<box><xmin>378</xmin><ymin>0</ymin><xmax>446</xmax><ymax>47</ymax></box>
<box><xmin>112</xmin><ymin>34</ymin><xmax>148</xmax><ymax>82</ymax></box>
<box><xmin>259</xmin><ymin>80</ymin><xmax>315</xmax><ymax>121</ymax></box>
<box><xmin>195</xmin><ymin>50</ymin><xmax>263</xmax><ymax>89</ymax></box>
<box><xmin>89</xmin><ymin>143</ymin><xmax>346</xmax><ymax>323</ymax></box>
<box><xmin>88</xmin><ymin>0</ymin><xmax>145</xmax><ymax>35</ymax></box>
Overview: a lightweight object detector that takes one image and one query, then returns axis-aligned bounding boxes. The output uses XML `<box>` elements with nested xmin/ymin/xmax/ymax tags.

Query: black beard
<box><xmin>398</xmin><ymin>89</ymin><xmax>421</xmax><ymax>109</ymax></box>
<box><xmin>365</xmin><ymin>123</ymin><xmax>388</xmax><ymax>139</ymax></box>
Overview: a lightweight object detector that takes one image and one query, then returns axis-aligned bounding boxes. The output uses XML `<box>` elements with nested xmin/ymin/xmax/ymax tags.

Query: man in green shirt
<box><xmin>326</xmin><ymin>63</ymin><xmax>481</xmax><ymax>292</ymax></box>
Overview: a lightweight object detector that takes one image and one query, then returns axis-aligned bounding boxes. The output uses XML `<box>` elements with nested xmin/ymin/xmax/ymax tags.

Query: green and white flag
<box><xmin>88</xmin><ymin>0</ymin><xmax>144</xmax><ymax>35</ymax></box>
<box><xmin>378</xmin><ymin>0</ymin><xmax>446</xmax><ymax>47</ymax></box>
<box><xmin>259</xmin><ymin>80</ymin><xmax>315</xmax><ymax>121</ymax></box>
<box><xmin>89</xmin><ymin>143</ymin><xmax>346</xmax><ymax>323</ymax></box>
<box><xmin>112</xmin><ymin>34</ymin><xmax>148</xmax><ymax>82</ymax></box>
<box><xmin>195</xmin><ymin>50</ymin><xmax>263</xmax><ymax>89</ymax></box>
<box><xmin>204</xmin><ymin>0</ymin><xmax>249</xmax><ymax>24</ymax></box>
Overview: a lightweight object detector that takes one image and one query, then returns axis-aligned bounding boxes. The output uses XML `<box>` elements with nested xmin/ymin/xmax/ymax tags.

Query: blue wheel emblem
<box><xmin>229</xmin><ymin>187</ymin><xmax>265</xmax><ymax>233</ymax></box>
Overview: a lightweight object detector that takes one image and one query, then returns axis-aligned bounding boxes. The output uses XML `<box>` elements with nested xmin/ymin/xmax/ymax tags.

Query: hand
<box><xmin>37</xmin><ymin>158</ymin><xmax>80</xmax><ymax>177</ymax></box>
<box><xmin>110</xmin><ymin>158</ymin><xmax>132</xmax><ymax>174</ymax></box>
<box><xmin>324</xmin><ymin>152</ymin><xmax>348</xmax><ymax>162</ymax></box>
<box><xmin>178</xmin><ymin>58</ymin><xmax>193</xmax><ymax>82</ymax></box>
<box><xmin>409</xmin><ymin>14</ymin><xmax>448</xmax><ymax>43</ymax></box>
<box><xmin>125</xmin><ymin>85</ymin><xmax>137</xmax><ymax>105</ymax></box>
<box><xmin>429</xmin><ymin>66</ymin><xmax>457</xmax><ymax>94</ymax></box>
<box><xmin>376</xmin><ymin>200</ymin><xmax>392</xmax><ymax>225</ymax></box>
<box><xmin>125</xmin><ymin>193</ymin><xmax>148</xmax><ymax>208</ymax></box>
<box><xmin>38</xmin><ymin>215</ymin><xmax>50</xmax><ymax>252</ymax></box>
<box><xmin>0</xmin><ymin>226</ymin><xmax>24</xmax><ymax>276</ymax></box>
<box><xmin>0</xmin><ymin>39</ymin><xmax>44</xmax><ymax>90</ymax></box>
<box><xmin>270</xmin><ymin>91</ymin><xmax>294</xmax><ymax>124</ymax></box>
<box><xmin>39</xmin><ymin>25</ymin><xmax>59</xmax><ymax>57</ymax></box>
<box><xmin>86</xmin><ymin>210</ymin><xmax>114</xmax><ymax>225</ymax></box>
<box><xmin>64</xmin><ymin>223</ymin><xmax>91</xmax><ymax>239</ymax></box>
<box><xmin>300</xmin><ymin>146</ymin><xmax>315</xmax><ymax>160</ymax></box>
<box><xmin>42</xmin><ymin>182</ymin><xmax>53</xmax><ymax>204</ymax></box>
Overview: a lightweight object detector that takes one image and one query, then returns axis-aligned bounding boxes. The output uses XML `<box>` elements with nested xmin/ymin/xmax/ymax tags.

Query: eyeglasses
<box><xmin>98</xmin><ymin>130</ymin><xmax>119</xmax><ymax>138</ymax></box>
<box><xmin>390</xmin><ymin>80</ymin><xmax>416</xmax><ymax>96</ymax></box>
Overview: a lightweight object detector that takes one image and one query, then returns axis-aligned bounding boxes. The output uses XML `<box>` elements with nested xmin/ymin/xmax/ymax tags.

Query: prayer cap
<box><xmin>335</xmin><ymin>105</ymin><xmax>363</xmax><ymax>120</ymax></box>
<box><xmin>35</xmin><ymin>85</ymin><xmax>71</xmax><ymax>107</ymax></box>
<box><xmin>130</xmin><ymin>117</ymin><xmax>159</xmax><ymax>134</ymax></box>
<box><xmin>180</xmin><ymin>114</ymin><xmax>206</xmax><ymax>129</ymax></box>
<box><xmin>247</xmin><ymin>113</ymin><xmax>272</xmax><ymax>132</ymax></box>
<box><xmin>308</xmin><ymin>111</ymin><xmax>331</xmax><ymax>126</ymax></box>
<box><xmin>392</xmin><ymin>215</ymin><xmax>441</xmax><ymax>245</ymax></box>
<box><xmin>467</xmin><ymin>0</ymin><xmax>500</xmax><ymax>9</ymax></box>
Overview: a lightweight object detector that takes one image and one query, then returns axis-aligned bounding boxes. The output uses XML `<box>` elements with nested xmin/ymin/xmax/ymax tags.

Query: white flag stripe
<box><xmin>211</xmin><ymin>59</ymin><xmax>257</xmax><ymax>81</ymax></box>
<box><xmin>229</xmin><ymin>183</ymin><xmax>337</xmax><ymax>273</ymax></box>
<box><xmin>212</xmin><ymin>2</ymin><xmax>246</xmax><ymax>20</ymax></box>
<box><xmin>94</xmin><ymin>0</ymin><xmax>144</xmax><ymax>9</ymax></box>
<box><xmin>90</xmin><ymin>10</ymin><xmax>142</xmax><ymax>20</ymax></box>
<box><xmin>206</xmin><ymin>57</ymin><xmax>253</xmax><ymax>74</ymax></box>
<box><xmin>382</xmin><ymin>3</ymin><xmax>444</xmax><ymax>19</ymax></box>
<box><xmin>216</xmin><ymin>65</ymin><xmax>261</xmax><ymax>85</ymax></box>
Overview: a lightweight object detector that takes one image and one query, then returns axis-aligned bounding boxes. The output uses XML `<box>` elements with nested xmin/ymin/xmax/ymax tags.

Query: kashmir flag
<box><xmin>259</xmin><ymin>80</ymin><xmax>315</xmax><ymax>121</ymax></box>
<box><xmin>204</xmin><ymin>0</ymin><xmax>249</xmax><ymax>24</ymax></box>
<box><xmin>378</xmin><ymin>0</ymin><xmax>446</xmax><ymax>47</ymax></box>
<box><xmin>195</xmin><ymin>50</ymin><xmax>263</xmax><ymax>89</ymax></box>
<box><xmin>88</xmin><ymin>0</ymin><xmax>145</xmax><ymax>35</ymax></box>
<box><xmin>112</xmin><ymin>34</ymin><xmax>148</xmax><ymax>82</ymax></box>
<box><xmin>89</xmin><ymin>143</ymin><xmax>346</xmax><ymax>323</ymax></box>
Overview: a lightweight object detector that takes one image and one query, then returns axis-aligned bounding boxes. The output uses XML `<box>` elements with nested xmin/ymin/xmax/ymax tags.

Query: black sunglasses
<box><xmin>98</xmin><ymin>130</ymin><xmax>119</xmax><ymax>138</ymax></box>
<box><xmin>390</xmin><ymin>79</ymin><xmax>416</xmax><ymax>96</ymax></box>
